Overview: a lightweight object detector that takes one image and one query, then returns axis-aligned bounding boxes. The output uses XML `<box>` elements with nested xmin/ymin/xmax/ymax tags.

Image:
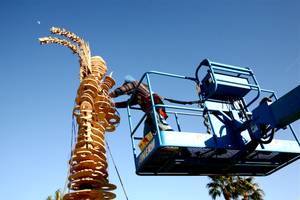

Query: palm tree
<box><xmin>207</xmin><ymin>176</ymin><xmax>264</xmax><ymax>200</ymax></box>
<box><xmin>207</xmin><ymin>176</ymin><xmax>238</xmax><ymax>200</ymax></box>
<box><xmin>237</xmin><ymin>177</ymin><xmax>264</xmax><ymax>200</ymax></box>
<box><xmin>46</xmin><ymin>190</ymin><xmax>62</xmax><ymax>200</ymax></box>
<box><xmin>206</xmin><ymin>178</ymin><xmax>222</xmax><ymax>200</ymax></box>
<box><xmin>250</xmin><ymin>187</ymin><xmax>264</xmax><ymax>200</ymax></box>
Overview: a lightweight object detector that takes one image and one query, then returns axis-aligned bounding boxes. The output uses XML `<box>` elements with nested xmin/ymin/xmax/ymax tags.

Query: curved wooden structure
<box><xmin>40</xmin><ymin>27</ymin><xmax>120</xmax><ymax>199</ymax></box>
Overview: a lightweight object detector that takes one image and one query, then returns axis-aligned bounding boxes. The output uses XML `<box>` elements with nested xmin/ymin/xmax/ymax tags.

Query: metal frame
<box><xmin>127</xmin><ymin>71</ymin><xmax>203</xmax><ymax>169</ymax></box>
<box><xmin>195</xmin><ymin>59</ymin><xmax>261</xmax><ymax>107</ymax></box>
<box><xmin>125</xmin><ymin>62</ymin><xmax>300</xmax><ymax>176</ymax></box>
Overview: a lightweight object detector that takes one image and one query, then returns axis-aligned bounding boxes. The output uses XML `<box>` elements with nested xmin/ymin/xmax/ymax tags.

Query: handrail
<box><xmin>246</xmin><ymin>70</ymin><xmax>261</xmax><ymax>107</ymax></box>
<box><xmin>155</xmin><ymin>104</ymin><xmax>203</xmax><ymax>112</ymax></box>
<box><xmin>214</xmin><ymin>79</ymin><xmax>260</xmax><ymax>89</ymax></box>
<box><xmin>128</xmin><ymin>62</ymin><xmax>261</xmax><ymax>140</ymax></box>
<box><xmin>167</xmin><ymin>111</ymin><xmax>203</xmax><ymax>116</ymax></box>
<box><xmin>211</xmin><ymin>67</ymin><xmax>252</xmax><ymax>76</ymax></box>
<box><xmin>127</xmin><ymin>71</ymin><xmax>196</xmax><ymax>107</ymax></box>
<box><xmin>127</xmin><ymin>70</ymin><xmax>201</xmax><ymax>140</ymax></box>
<box><xmin>124</xmin><ymin>60</ymin><xmax>300</xmax><ymax>176</ymax></box>
<box><xmin>128</xmin><ymin>71</ymin><xmax>202</xmax><ymax>138</ymax></box>
<box><xmin>195</xmin><ymin>59</ymin><xmax>262</xmax><ymax>108</ymax></box>
<box><xmin>211</xmin><ymin>61</ymin><xmax>252</xmax><ymax>73</ymax></box>
<box><xmin>130</xmin><ymin>113</ymin><xmax>148</xmax><ymax>137</ymax></box>
<box><xmin>129</xmin><ymin>105</ymin><xmax>205</xmax><ymax>138</ymax></box>
<box><xmin>126</xmin><ymin>60</ymin><xmax>286</xmax><ymax>144</ymax></box>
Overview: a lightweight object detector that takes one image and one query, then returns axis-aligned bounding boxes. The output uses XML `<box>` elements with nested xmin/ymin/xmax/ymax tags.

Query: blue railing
<box><xmin>126</xmin><ymin>71</ymin><xmax>203</xmax><ymax>163</ymax></box>
<box><xmin>195</xmin><ymin>59</ymin><xmax>261</xmax><ymax>107</ymax></box>
<box><xmin>126</xmin><ymin>65</ymin><xmax>300</xmax><ymax>165</ymax></box>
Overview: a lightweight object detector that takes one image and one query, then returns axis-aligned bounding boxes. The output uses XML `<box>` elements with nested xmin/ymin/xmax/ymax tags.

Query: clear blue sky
<box><xmin>0</xmin><ymin>0</ymin><xmax>299</xmax><ymax>199</ymax></box>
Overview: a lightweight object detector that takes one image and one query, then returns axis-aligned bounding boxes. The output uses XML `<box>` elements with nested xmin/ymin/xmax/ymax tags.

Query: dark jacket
<box><xmin>109</xmin><ymin>81</ymin><xmax>167</xmax><ymax>117</ymax></box>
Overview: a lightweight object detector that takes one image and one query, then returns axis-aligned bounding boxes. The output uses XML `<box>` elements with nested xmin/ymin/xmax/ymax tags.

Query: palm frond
<box><xmin>55</xmin><ymin>189</ymin><xmax>62</xmax><ymax>200</ymax></box>
<box><xmin>39</xmin><ymin>37</ymin><xmax>79</xmax><ymax>55</ymax></box>
<box><xmin>50</xmin><ymin>27</ymin><xmax>81</xmax><ymax>44</ymax></box>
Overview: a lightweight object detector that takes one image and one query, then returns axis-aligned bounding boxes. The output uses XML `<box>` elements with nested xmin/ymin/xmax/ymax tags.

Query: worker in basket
<box><xmin>109</xmin><ymin>75</ymin><xmax>173</xmax><ymax>136</ymax></box>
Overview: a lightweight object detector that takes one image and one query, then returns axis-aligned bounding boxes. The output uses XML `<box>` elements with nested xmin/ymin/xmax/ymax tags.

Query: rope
<box><xmin>71</xmin><ymin>114</ymin><xmax>76</xmax><ymax>155</ymax></box>
<box><xmin>63</xmin><ymin>114</ymin><xmax>77</xmax><ymax>195</ymax></box>
<box><xmin>63</xmin><ymin>165</ymin><xmax>71</xmax><ymax>195</ymax></box>
<box><xmin>106</xmin><ymin>140</ymin><xmax>129</xmax><ymax>200</ymax></box>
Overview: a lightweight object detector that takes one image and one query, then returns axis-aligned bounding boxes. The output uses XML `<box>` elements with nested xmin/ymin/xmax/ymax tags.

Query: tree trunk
<box><xmin>223</xmin><ymin>192</ymin><xmax>231</xmax><ymax>200</ymax></box>
<box><xmin>242</xmin><ymin>195</ymin><xmax>249</xmax><ymax>200</ymax></box>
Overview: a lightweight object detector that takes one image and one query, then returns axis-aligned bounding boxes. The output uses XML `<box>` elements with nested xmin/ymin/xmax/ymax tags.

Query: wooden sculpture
<box><xmin>39</xmin><ymin>27</ymin><xmax>120</xmax><ymax>200</ymax></box>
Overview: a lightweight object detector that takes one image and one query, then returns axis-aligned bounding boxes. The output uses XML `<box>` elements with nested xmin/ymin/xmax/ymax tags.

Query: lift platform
<box><xmin>136</xmin><ymin>131</ymin><xmax>300</xmax><ymax>176</ymax></box>
<box><xmin>126</xmin><ymin>59</ymin><xmax>300</xmax><ymax>176</ymax></box>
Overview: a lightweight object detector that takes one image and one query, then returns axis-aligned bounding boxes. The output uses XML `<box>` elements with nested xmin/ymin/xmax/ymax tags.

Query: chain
<box><xmin>203</xmin><ymin>110</ymin><xmax>212</xmax><ymax>134</ymax></box>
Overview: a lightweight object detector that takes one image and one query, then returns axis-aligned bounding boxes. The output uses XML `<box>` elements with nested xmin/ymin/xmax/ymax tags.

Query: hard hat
<box><xmin>124</xmin><ymin>75</ymin><xmax>135</xmax><ymax>83</ymax></box>
<box><xmin>91</xmin><ymin>56</ymin><xmax>107</xmax><ymax>74</ymax></box>
<box><xmin>91</xmin><ymin>56</ymin><xmax>106</xmax><ymax>65</ymax></box>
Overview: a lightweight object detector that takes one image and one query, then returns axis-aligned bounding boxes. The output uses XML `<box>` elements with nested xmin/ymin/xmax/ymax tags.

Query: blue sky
<box><xmin>0</xmin><ymin>0</ymin><xmax>299</xmax><ymax>199</ymax></box>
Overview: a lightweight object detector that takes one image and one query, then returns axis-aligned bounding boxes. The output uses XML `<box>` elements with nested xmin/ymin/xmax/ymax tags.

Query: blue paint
<box><xmin>126</xmin><ymin>59</ymin><xmax>300</xmax><ymax>176</ymax></box>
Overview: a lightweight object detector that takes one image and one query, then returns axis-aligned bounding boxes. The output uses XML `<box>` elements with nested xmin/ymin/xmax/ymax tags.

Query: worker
<box><xmin>109</xmin><ymin>75</ymin><xmax>173</xmax><ymax>136</ymax></box>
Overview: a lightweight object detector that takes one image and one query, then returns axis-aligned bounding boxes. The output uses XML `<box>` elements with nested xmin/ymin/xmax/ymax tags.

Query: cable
<box><xmin>63</xmin><ymin>114</ymin><xmax>77</xmax><ymax>195</ymax></box>
<box><xmin>106</xmin><ymin>140</ymin><xmax>129</xmax><ymax>200</ymax></box>
<box><xmin>203</xmin><ymin>109</ymin><xmax>212</xmax><ymax>135</ymax></box>
<box><xmin>259</xmin><ymin>127</ymin><xmax>275</xmax><ymax>144</ymax></box>
<box><xmin>113</xmin><ymin>109</ymin><xmax>121</xmax><ymax>128</ymax></box>
<box><xmin>164</xmin><ymin>97</ymin><xmax>203</xmax><ymax>105</ymax></box>
<box><xmin>71</xmin><ymin>115</ymin><xmax>75</xmax><ymax>155</ymax></box>
<box><xmin>257</xmin><ymin>97</ymin><xmax>275</xmax><ymax>144</ymax></box>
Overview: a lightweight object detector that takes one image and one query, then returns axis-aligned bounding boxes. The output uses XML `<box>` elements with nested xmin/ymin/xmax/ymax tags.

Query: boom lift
<box><xmin>126</xmin><ymin>59</ymin><xmax>300</xmax><ymax>176</ymax></box>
